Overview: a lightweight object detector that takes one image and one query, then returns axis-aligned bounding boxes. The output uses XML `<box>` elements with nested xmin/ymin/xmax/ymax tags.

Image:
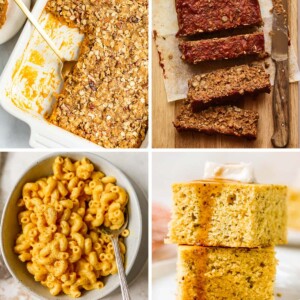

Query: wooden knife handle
<box><xmin>271</xmin><ymin>60</ymin><xmax>290</xmax><ymax>148</ymax></box>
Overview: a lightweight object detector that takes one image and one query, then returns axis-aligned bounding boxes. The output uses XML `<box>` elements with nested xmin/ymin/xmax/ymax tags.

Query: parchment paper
<box><xmin>153</xmin><ymin>0</ymin><xmax>300</xmax><ymax>102</ymax></box>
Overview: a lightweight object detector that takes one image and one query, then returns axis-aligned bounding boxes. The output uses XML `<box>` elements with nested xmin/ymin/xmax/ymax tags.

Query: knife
<box><xmin>271</xmin><ymin>0</ymin><xmax>289</xmax><ymax>148</ymax></box>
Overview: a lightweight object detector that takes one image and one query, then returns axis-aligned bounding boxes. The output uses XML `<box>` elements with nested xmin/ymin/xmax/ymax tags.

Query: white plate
<box><xmin>152</xmin><ymin>247</ymin><xmax>300</xmax><ymax>300</ymax></box>
<box><xmin>288</xmin><ymin>229</ymin><xmax>300</xmax><ymax>246</ymax></box>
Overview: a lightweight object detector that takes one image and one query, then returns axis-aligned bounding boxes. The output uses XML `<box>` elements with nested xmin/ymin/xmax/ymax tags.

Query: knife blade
<box><xmin>271</xmin><ymin>0</ymin><xmax>290</xmax><ymax>148</ymax></box>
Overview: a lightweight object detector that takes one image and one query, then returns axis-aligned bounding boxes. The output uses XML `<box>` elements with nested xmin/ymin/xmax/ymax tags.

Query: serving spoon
<box><xmin>100</xmin><ymin>210</ymin><xmax>131</xmax><ymax>300</ymax></box>
<box><xmin>13</xmin><ymin>0</ymin><xmax>77</xmax><ymax>79</ymax></box>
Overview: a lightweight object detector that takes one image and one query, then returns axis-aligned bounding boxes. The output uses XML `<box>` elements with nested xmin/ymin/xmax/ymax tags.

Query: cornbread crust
<box><xmin>173</xmin><ymin>104</ymin><xmax>259</xmax><ymax>140</ymax></box>
<box><xmin>287</xmin><ymin>189</ymin><xmax>300</xmax><ymax>230</ymax></box>
<box><xmin>176</xmin><ymin>0</ymin><xmax>263</xmax><ymax>37</ymax></box>
<box><xmin>46</xmin><ymin>0</ymin><xmax>148</xmax><ymax>148</ymax></box>
<box><xmin>188</xmin><ymin>64</ymin><xmax>271</xmax><ymax>111</ymax></box>
<box><xmin>179</xmin><ymin>33</ymin><xmax>266</xmax><ymax>64</ymax></box>
<box><xmin>0</xmin><ymin>0</ymin><xmax>8</xmax><ymax>29</ymax></box>
<box><xmin>168</xmin><ymin>181</ymin><xmax>287</xmax><ymax>247</ymax></box>
<box><xmin>177</xmin><ymin>245</ymin><xmax>276</xmax><ymax>300</ymax></box>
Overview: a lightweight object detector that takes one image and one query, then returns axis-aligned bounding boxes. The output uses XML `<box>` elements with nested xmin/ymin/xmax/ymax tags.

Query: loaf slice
<box><xmin>179</xmin><ymin>32</ymin><xmax>266</xmax><ymax>64</ymax></box>
<box><xmin>187</xmin><ymin>64</ymin><xmax>271</xmax><ymax>111</ymax></box>
<box><xmin>177</xmin><ymin>245</ymin><xmax>276</xmax><ymax>300</ymax></box>
<box><xmin>176</xmin><ymin>0</ymin><xmax>263</xmax><ymax>37</ymax></box>
<box><xmin>173</xmin><ymin>104</ymin><xmax>259</xmax><ymax>140</ymax></box>
<box><xmin>167</xmin><ymin>181</ymin><xmax>287</xmax><ymax>247</ymax></box>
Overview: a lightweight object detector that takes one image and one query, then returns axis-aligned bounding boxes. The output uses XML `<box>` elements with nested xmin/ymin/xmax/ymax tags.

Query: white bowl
<box><xmin>0</xmin><ymin>0</ymin><xmax>31</xmax><ymax>45</ymax></box>
<box><xmin>0</xmin><ymin>153</ymin><xmax>143</xmax><ymax>300</ymax></box>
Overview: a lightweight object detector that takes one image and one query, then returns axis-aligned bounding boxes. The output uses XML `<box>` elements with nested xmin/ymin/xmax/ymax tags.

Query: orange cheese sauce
<box><xmin>29</xmin><ymin>50</ymin><xmax>45</xmax><ymax>66</ymax></box>
<box><xmin>43</xmin><ymin>13</ymin><xmax>62</xmax><ymax>37</ymax></box>
<box><xmin>12</xmin><ymin>58</ymin><xmax>22</xmax><ymax>79</ymax></box>
<box><xmin>8</xmin><ymin>11</ymin><xmax>83</xmax><ymax>116</ymax></box>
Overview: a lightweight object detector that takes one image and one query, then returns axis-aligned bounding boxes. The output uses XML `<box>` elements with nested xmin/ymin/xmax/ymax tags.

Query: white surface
<box><xmin>288</xmin><ymin>229</ymin><xmax>300</xmax><ymax>246</ymax></box>
<box><xmin>152</xmin><ymin>247</ymin><xmax>300</xmax><ymax>300</ymax></box>
<box><xmin>152</xmin><ymin>152</ymin><xmax>300</xmax><ymax>208</ymax></box>
<box><xmin>0</xmin><ymin>0</ymin><xmax>31</xmax><ymax>45</ymax></box>
<box><xmin>203</xmin><ymin>162</ymin><xmax>255</xmax><ymax>183</ymax></box>
<box><xmin>0</xmin><ymin>152</ymin><xmax>148</xmax><ymax>300</ymax></box>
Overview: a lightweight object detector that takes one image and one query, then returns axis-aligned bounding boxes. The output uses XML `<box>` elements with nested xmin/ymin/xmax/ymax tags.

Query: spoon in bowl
<box><xmin>13</xmin><ymin>0</ymin><xmax>77</xmax><ymax>79</ymax></box>
<box><xmin>100</xmin><ymin>209</ymin><xmax>131</xmax><ymax>300</ymax></box>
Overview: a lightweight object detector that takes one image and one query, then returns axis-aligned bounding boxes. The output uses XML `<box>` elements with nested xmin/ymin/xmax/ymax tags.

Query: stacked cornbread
<box><xmin>166</xmin><ymin>163</ymin><xmax>287</xmax><ymax>299</ymax></box>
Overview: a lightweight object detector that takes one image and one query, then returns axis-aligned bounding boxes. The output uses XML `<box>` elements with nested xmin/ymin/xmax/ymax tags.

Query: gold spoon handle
<box><xmin>13</xmin><ymin>0</ymin><xmax>63</xmax><ymax>62</ymax></box>
<box><xmin>111</xmin><ymin>235</ymin><xmax>131</xmax><ymax>300</ymax></box>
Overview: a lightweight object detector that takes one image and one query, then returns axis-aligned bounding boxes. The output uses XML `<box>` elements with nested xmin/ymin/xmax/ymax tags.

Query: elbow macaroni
<box><xmin>14</xmin><ymin>157</ymin><xmax>129</xmax><ymax>298</ymax></box>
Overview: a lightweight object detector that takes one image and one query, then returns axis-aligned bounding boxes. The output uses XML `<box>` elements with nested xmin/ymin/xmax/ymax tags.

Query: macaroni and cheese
<box><xmin>14</xmin><ymin>156</ymin><xmax>129</xmax><ymax>298</ymax></box>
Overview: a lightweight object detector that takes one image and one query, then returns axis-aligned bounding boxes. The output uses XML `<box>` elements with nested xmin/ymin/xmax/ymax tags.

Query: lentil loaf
<box><xmin>188</xmin><ymin>64</ymin><xmax>271</xmax><ymax>111</ymax></box>
<box><xmin>179</xmin><ymin>32</ymin><xmax>266</xmax><ymax>64</ymax></box>
<box><xmin>0</xmin><ymin>0</ymin><xmax>8</xmax><ymax>28</ymax></box>
<box><xmin>46</xmin><ymin>0</ymin><xmax>148</xmax><ymax>148</ymax></box>
<box><xmin>176</xmin><ymin>0</ymin><xmax>263</xmax><ymax>37</ymax></box>
<box><xmin>173</xmin><ymin>103</ymin><xmax>259</xmax><ymax>140</ymax></box>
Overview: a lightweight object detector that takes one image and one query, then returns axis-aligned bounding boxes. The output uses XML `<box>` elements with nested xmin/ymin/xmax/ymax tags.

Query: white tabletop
<box><xmin>0</xmin><ymin>152</ymin><xmax>148</xmax><ymax>300</ymax></box>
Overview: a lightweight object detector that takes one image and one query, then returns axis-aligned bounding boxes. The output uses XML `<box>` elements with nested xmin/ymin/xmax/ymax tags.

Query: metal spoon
<box><xmin>13</xmin><ymin>0</ymin><xmax>77</xmax><ymax>79</ymax></box>
<box><xmin>100</xmin><ymin>210</ymin><xmax>131</xmax><ymax>300</ymax></box>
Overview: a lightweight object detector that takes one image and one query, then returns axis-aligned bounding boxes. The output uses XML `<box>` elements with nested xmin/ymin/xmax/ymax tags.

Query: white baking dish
<box><xmin>0</xmin><ymin>0</ymin><xmax>148</xmax><ymax>149</ymax></box>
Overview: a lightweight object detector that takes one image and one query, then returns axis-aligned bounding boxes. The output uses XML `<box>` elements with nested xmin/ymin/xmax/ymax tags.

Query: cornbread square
<box><xmin>287</xmin><ymin>189</ymin><xmax>300</xmax><ymax>230</ymax></box>
<box><xmin>167</xmin><ymin>181</ymin><xmax>287</xmax><ymax>247</ymax></box>
<box><xmin>177</xmin><ymin>246</ymin><xmax>276</xmax><ymax>300</ymax></box>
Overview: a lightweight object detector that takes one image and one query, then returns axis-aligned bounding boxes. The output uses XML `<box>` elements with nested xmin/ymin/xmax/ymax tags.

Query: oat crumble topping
<box><xmin>46</xmin><ymin>0</ymin><xmax>148</xmax><ymax>148</ymax></box>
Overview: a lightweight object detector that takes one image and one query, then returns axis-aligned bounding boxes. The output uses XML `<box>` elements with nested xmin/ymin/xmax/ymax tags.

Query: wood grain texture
<box><xmin>271</xmin><ymin>60</ymin><xmax>290</xmax><ymax>148</ymax></box>
<box><xmin>152</xmin><ymin>1</ymin><xmax>299</xmax><ymax>148</ymax></box>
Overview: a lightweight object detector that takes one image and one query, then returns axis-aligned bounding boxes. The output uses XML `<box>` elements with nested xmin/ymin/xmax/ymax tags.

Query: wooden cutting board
<box><xmin>152</xmin><ymin>1</ymin><xmax>299</xmax><ymax>148</ymax></box>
